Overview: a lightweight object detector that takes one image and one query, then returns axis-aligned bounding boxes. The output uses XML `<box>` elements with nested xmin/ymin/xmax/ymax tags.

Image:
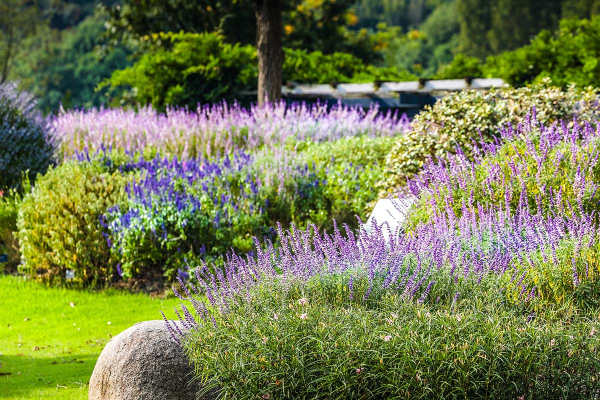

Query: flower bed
<box><xmin>167</xmin><ymin>118</ymin><xmax>600</xmax><ymax>399</ymax></box>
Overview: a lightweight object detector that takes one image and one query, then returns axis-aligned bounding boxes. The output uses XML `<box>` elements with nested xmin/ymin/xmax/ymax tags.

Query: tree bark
<box><xmin>254</xmin><ymin>0</ymin><xmax>283</xmax><ymax>106</ymax></box>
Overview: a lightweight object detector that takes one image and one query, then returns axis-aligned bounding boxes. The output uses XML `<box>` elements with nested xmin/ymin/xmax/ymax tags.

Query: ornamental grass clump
<box><xmin>51</xmin><ymin>101</ymin><xmax>410</xmax><ymax>160</ymax></box>
<box><xmin>404</xmin><ymin>113</ymin><xmax>600</xmax><ymax>230</ymax></box>
<box><xmin>168</xmin><ymin>203</ymin><xmax>600</xmax><ymax>398</ymax></box>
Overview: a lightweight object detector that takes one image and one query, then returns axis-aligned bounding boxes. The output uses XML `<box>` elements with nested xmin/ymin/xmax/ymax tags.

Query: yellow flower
<box><xmin>284</xmin><ymin>25</ymin><xmax>295</xmax><ymax>35</ymax></box>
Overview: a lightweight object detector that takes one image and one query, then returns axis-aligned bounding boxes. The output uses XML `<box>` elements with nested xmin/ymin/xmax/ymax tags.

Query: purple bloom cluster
<box><xmin>402</xmin><ymin>115</ymin><xmax>600</xmax><ymax>222</ymax></box>
<box><xmin>166</xmin><ymin>202</ymin><xmax>597</xmax><ymax>340</ymax></box>
<box><xmin>164</xmin><ymin>116</ymin><xmax>600</xmax><ymax>340</ymax></box>
<box><xmin>99</xmin><ymin>147</ymin><xmax>351</xmax><ymax>279</ymax></box>
<box><xmin>52</xmin><ymin>101</ymin><xmax>410</xmax><ymax>159</ymax></box>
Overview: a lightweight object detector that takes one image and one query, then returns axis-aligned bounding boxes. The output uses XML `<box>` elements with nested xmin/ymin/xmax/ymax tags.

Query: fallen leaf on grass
<box><xmin>0</xmin><ymin>372</ymin><xmax>12</xmax><ymax>376</ymax></box>
<box><xmin>33</xmin><ymin>346</ymin><xmax>40</xmax><ymax>351</ymax></box>
<box><xmin>57</xmin><ymin>384</ymin><xmax>67</xmax><ymax>389</ymax></box>
<box><xmin>16</xmin><ymin>353</ymin><xmax>24</xmax><ymax>357</ymax></box>
<box><xmin>69</xmin><ymin>302</ymin><xmax>75</xmax><ymax>307</ymax></box>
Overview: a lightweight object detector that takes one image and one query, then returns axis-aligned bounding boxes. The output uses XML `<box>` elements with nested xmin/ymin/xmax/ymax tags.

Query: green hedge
<box><xmin>17</xmin><ymin>161</ymin><xmax>130</xmax><ymax>286</ymax></box>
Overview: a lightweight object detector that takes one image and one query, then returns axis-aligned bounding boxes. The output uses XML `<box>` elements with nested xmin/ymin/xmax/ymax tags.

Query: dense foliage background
<box><xmin>3</xmin><ymin>0</ymin><xmax>599</xmax><ymax>114</ymax></box>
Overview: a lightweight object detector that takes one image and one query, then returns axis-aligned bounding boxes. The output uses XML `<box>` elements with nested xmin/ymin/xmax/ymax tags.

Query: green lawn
<box><xmin>0</xmin><ymin>275</ymin><xmax>181</xmax><ymax>399</ymax></box>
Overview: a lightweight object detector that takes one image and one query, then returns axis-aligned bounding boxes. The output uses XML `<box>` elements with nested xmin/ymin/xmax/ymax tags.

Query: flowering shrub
<box><xmin>102</xmin><ymin>139</ymin><xmax>385</xmax><ymax>281</ymax></box>
<box><xmin>51</xmin><ymin>101</ymin><xmax>410</xmax><ymax>160</ymax></box>
<box><xmin>163</xmin><ymin>117</ymin><xmax>600</xmax><ymax>397</ymax></box>
<box><xmin>0</xmin><ymin>82</ymin><xmax>55</xmax><ymax>190</ymax></box>
<box><xmin>104</xmin><ymin>151</ymin><xmax>270</xmax><ymax>280</ymax></box>
<box><xmin>170</xmin><ymin>208</ymin><xmax>600</xmax><ymax>398</ymax></box>
<box><xmin>17</xmin><ymin>161</ymin><xmax>130</xmax><ymax>285</ymax></box>
<box><xmin>381</xmin><ymin>81</ymin><xmax>600</xmax><ymax>191</ymax></box>
<box><xmin>402</xmin><ymin>116</ymin><xmax>600</xmax><ymax>305</ymax></box>
<box><xmin>405</xmin><ymin>117</ymin><xmax>600</xmax><ymax>225</ymax></box>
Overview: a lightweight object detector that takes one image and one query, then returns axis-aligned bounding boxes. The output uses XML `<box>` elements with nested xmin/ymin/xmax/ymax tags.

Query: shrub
<box><xmin>99</xmin><ymin>32</ymin><xmax>257</xmax><ymax>111</ymax></box>
<box><xmin>406</xmin><ymin>120</ymin><xmax>600</xmax><ymax>227</ymax></box>
<box><xmin>103</xmin><ymin>137</ymin><xmax>388</xmax><ymax>281</ymax></box>
<box><xmin>283</xmin><ymin>48</ymin><xmax>416</xmax><ymax>84</ymax></box>
<box><xmin>401</xmin><ymin>118</ymin><xmax>600</xmax><ymax>306</ymax></box>
<box><xmin>100</xmin><ymin>31</ymin><xmax>416</xmax><ymax>110</ymax></box>
<box><xmin>0</xmin><ymin>189</ymin><xmax>22</xmax><ymax>274</ymax></box>
<box><xmin>105</xmin><ymin>151</ymin><xmax>271</xmax><ymax>281</ymax></box>
<box><xmin>0</xmin><ymin>82</ymin><xmax>55</xmax><ymax>190</ymax></box>
<box><xmin>170</xmin><ymin>207</ymin><xmax>600</xmax><ymax>399</ymax></box>
<box><xmin>434</xmin><ymin>54</ymin><xmax>484</xmax><ymax>80</ymax></box>
<box><xmin>380</xmin><ymin>81</ymin><xmax>600</xmax><ymax>191</ymax></box>
<box><xmin>184</xmin><ymin>281</ymin><xmax>599</xmax><ymax>400</ymax></box>
<box><xmin>17</xmin><ymin>161</ymin><xmax>130</xmax><ymax>286</ymax></box>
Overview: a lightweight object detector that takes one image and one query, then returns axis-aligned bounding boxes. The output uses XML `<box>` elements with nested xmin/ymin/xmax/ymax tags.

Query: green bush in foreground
<box><xmin>17</xmin><ymin>161</ymin><xmax>131</xmax><ymax>286</ymax></box>
<box><xmin>185</xmin><ymin>276</ymin><xmax>600</xmax><ymax>400</ymax></box>
<box><xmin>0</xmin><ymin>189</ymin><xmax>22</xmax><ymax>273</ymax></box>
<box><xmin>380</xmin><ymin>81</ymin><xmax>600</xmax><ymax>191</ymax></box>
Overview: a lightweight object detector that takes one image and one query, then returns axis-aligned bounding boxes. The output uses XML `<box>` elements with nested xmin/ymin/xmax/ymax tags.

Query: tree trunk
<box><xmin>254</xmin><ymin>0</ymin><xmax>283</xmax><ymax>106</ymax></box>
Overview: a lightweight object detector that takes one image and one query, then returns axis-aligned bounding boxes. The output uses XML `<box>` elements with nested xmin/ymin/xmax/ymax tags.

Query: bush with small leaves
<box><xmin>17</xmin><ymin>161</ymin><xmax>130</xmax><ymax>286</ymax></box>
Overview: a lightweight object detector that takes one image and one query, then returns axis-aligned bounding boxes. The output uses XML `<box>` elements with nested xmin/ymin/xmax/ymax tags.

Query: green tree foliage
<box><xmin>485</xmin><ymin>16</ymin><xmax>600</xmax><ymax>88</ymax></box>
<box><xmin>438</xmin><ymin>15</ymin><xmax>600</xmax><ymax>89</ymax></box>
<box><xmin>456</xmin><ymin>0</ymin><xmax>492</xmax><ymax>58</ymax></box>
<box><xmin>283</xmin><ymin>48</ymin><xmax>415</xmax><ymax>85</ymax></box>
<box><xmin>100</xmin><ymin>32</ymin><xmax>257</xmax><ymax>110</ymax></box>
<box><xmin>15</xmin><ymin>10</ymin><xmax>131</xmax><ymax>113</ymax></box>
<box><xmin>562</xmin><ymin>0</ymin><xmax>600</xmax><ymax>19</ymax></box>
<box><xmin>105</xmin><ymin>0</ymin><xmax>256</xmax><ymax>46</ymax></box>
<box><xmin>0</xmin><ymin>0</ymin><xmax>43</xmax><ymax>83</ymax></box>
<box><xmin>456</xmin><ymin>0</ymin><xmax>598</xmax><ymax>57</ymax></box>
<box><xmin>42</xmin><ymin>0</ymin><xmax>119</xmax><ymax>30</ymax></box>
<box><xmin>353</xmin><ymin>0</ymin><xmax>446</xmax><ymax>32</ymax></box>
<box><xmin>379</xmin><ymin>0</ymin><xmax>460</xmax><ymax>77</ymax></box>
<box><xmin>106</xmin><ymin>0</ymin><xmax>376</xmax><ymax>61</ymax></box>
<box><xmin>100</xmin><ymin>32</ymin><xmax>416</xmax><ymax>110</ymax></box>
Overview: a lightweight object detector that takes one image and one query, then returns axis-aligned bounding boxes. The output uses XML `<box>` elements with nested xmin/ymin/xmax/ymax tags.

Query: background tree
<box><xmin>456</xmin><ymin>0</ymin><xmax>492</xmax><ymax>58</ymax></box>
<box><xmin>14</xmin><ymin>9</ymin><xmax>131</xmax><ymax>112</ymax></box>
<box><xmin>487</xmin><ymin>0</ymin><xmax>562</xmax><ymax>54</ymax></box>
<box><xmin>456</xmin><ymin>0</ymin><xmax>598</xmax><ymax>57</ymax></box>
<box><xmin>254</xmin><ymin>0</ymin><xmax>283</xmax><ymax>104</ymax></box>
<box><xmin>0</xmin><ymin>0</ymin><xmax>43</xmax><ymax>83</ymax></box>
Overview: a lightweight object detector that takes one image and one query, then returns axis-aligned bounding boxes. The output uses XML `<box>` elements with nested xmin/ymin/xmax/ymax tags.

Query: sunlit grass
<box><xmin>0</xmin><ymin>275</ymin><xmax>180</xmax><ymax>399</ymax></box>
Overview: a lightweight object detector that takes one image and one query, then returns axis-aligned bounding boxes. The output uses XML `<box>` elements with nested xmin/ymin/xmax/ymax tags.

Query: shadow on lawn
<box><xmin>0</xmin><ymin>353</ymin><xmax>98</xmax><ymax>398</ymax></box>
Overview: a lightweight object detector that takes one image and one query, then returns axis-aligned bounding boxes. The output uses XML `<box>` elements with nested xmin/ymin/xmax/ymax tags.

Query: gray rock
<box><xmin>89</xmin><ymin>320</ymin><xmax>210</xmax><ymax>400</ymax></box>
